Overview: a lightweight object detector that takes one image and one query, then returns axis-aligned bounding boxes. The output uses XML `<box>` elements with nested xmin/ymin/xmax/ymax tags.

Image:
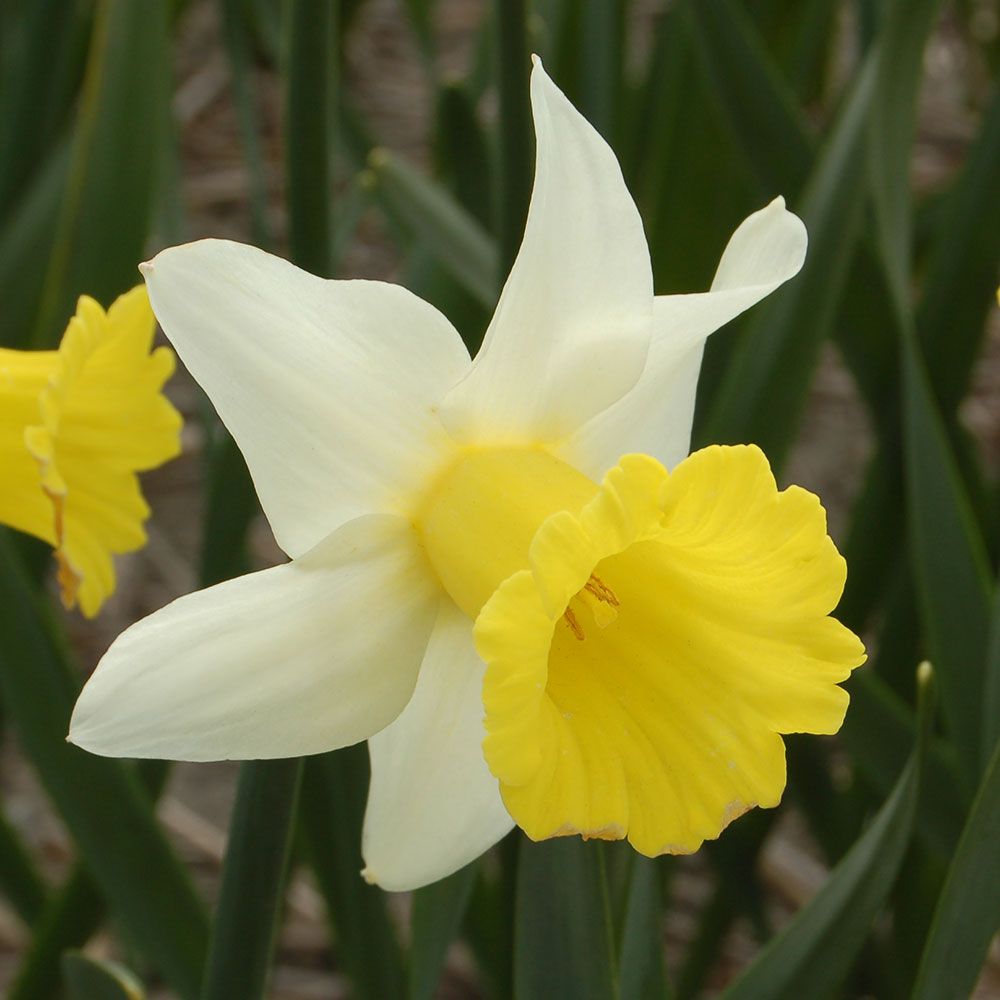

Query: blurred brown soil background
<box><xmin>1</xmin><ymin>0</ymin><xmax>998</xmax><ymax>996</ymax></box>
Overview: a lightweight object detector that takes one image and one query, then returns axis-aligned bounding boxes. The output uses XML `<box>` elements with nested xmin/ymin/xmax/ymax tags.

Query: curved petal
<box><xmin>69</xmin><ymin>514</ymin><xmax>439</xmax><ymax>761</ymax></box>
<box><xmin>440</xmin><ymin>57</ymin><xmax>653</xmax><ymax>445</ymax></box>
<box><xmin>558</xmin><ymin>197</ymin><xmax>806</xmax><ymax>479</ymax></box>
<box><xmin>142</xmin><ymin>240</ymin><xmax>470</xmax><ymax>558</ymax></box>
<box><xmin>361</xmin><ymin>600</ymin><xmax>513</xmax><ymax>891</ymax></box>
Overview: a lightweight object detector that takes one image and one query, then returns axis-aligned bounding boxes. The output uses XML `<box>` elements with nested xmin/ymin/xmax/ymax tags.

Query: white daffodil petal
<box><xmin>69</xmin><ymin>515</ymin><xmax>438</xmax><ymax>761</ymax></box>
<box><xmin>558</xmin><ymin>197</ymin><xmax>806</xmax><ymax>478</ymax></box>
<box><xmin>143</xmin><ymin>240</ymin><xmax>470</xmax><ymax>558</ymax></box>
<box><xmin>440</xmin><ymin>57</ymin><xmax>653</xmax><ymax>445</ymax></box>
<box><xmin>361</xmin><ymin>600</ymin><xmax>514</xmax><ymax>891</ymax></box>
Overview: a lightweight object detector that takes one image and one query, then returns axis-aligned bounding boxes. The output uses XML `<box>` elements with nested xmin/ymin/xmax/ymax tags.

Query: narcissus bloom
<box><xmin>70</xmin><ymin>60</ymin><xmax>865</xmax><ymax>889</ymax></box>
<box><xmin>0</xmin><ymin>288</ymin><xmax>181</xmax><ymax>617</ymax></box>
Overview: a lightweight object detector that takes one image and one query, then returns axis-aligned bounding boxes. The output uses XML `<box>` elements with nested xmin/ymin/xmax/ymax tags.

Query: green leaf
<box><xmin>298</xmin><ymin>746</ymin><xmax>405</xmax><ymax>1000</ymax></box>
<box><xmin>0</xmin><ymin>138</ymin><xmax>68</xmax><ymax>348</ymax></box>
<box><xmin>690</xmin><ymin>0</ymin><xmax>813</xmax><ymax>196</ymax></box>
<box><xmin>285</xmin><ymin>0</ymin><xmax>335</xmax><ymax>276</ymax></box>
<box><xmin>33</xmin><ymin>0</ymin><xmax>171</xmax><ymax>347</ymax></box>
<box><xmin>0</xmin><ymin>807</ymin><xmax>47</xmax><ymax>925</ymax></box>
<box><xmin>494</xmin><ymin>0</ymin><xmax>532</xmax><ymax>279</ymax></box>
<box><xmin>0</xmin><ymin>532</ymin><xmax>209</xmax><ymax>999</ymax></box>
<box><xmin>842</xmin><ymin>671</ymin><xmax>964</xmax><ymax>857</ymax></box>
<box><xmin>912</xmin><ymin>734</ymin><xmax>1000</xmax><ymax>999</ymax></box>
<box><xmin>513</xmin><ymin>837</ymin><xmax>617</xmax><ymax>1000</ymax></box>
<box><xmin>408</xmin><ymin>862</ymin><xmax>478</xmax><ymax>1000</ymax></box>
<box><xmin>219</xmin><ymin>0</ymin><xmax>275</xmax><ymax>248</ymax></box>
<box><xmin>9</xmin><ymin>761</ymin><xmax>171</xmax><ymax>1000</ymax></box>
<box><xmin>901</xmin><ymin>336</ymin><xmax>992</xmax><ymax>779</ymax></box>
<box><xmin>367</xmin><ymin>148</ymin><xmax>499</xmax><ymax>308</ymax></box>
<box><xmin>10</xmin><ymin>867</ymin><xmax>105</xmax><ymax>1000</ymax></box>
<box><xmin>0</xmin><ymin>0</ymin><xmax>89</xmax><ymax>218</ymax></box>
<box><xmin>618</xmin><ymin>858</ymin><xmax>670</xmax><ymax>1000</ymax></box>
<box><xmin>432</xmin><ymin>81</ymin><xmax>494</xmax><ymax>229</ymax></box>
<box><xmin>198</xmin><ymin>429</ymin><xmax>259</xmax><ymax>588</ymax></box>
<box><xmin>917</xmin><ymin>81</ymin><xmax>1000</xmax><ymax>414</ymax></box>
<box><xmin>983</xmin><ymin>587</ymin><xmax>1000</xmax><ymax>771</ymax></box>
<box><xmin>202</xmin><ymin>759</ymin><xmax>302</xmax><ymax>1000</ymax></box>
<box><xmin>723</xmin><ymin>664</ymin><xmax>934</xmax><ymax>998</ymax></box>
<box><xmin>699</xmin><ymin>51</ymin><xmax>875</xmax><ymax>464</ymax></box>
<box><xmin>867</xmin><ymin>0</ymin><xmax>944</xmax><ymax>298</ymax></box>
<box><xmin>62</xmin><ymin>952</ymin><xmax>144</xmax><ymax>1000</ymax></box>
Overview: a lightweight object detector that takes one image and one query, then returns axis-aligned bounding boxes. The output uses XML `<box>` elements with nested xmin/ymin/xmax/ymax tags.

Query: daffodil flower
<box><xmin>0</xmin><ymin>288</ymin><xmax>181</xmax><ymax>617</ymax></box>
<box><xmin>70</xmin><ymin>61</ymin><xmax>865</xmax><ymax>890</ymax></box>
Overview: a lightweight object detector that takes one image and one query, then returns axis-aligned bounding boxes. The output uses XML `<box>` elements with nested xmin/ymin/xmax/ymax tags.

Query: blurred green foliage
<box><xmin>0</xmin><ymin>0</ymin><xmax>998</xmax><ymax>997</ymax></box>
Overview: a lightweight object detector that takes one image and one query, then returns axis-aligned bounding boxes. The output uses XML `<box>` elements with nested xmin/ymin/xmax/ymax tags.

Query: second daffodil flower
<box><xmin>70</xmin><ymin>60</ymin><xmax>865</xmax><ymax>890</ymax></box>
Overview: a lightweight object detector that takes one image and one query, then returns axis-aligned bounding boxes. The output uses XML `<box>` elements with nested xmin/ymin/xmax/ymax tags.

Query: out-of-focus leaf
<box><xmin>285</xmin><ymin>0</ymin><xmax>335</xmax><ymax>276</ymax></box>
<box><xmin>618</xmin><ymin>857</ymin><xmax>670</xmax><ymax>1000</ymax></box>
<box><xmin>0</xmin><ymin>141</ymin><xmax>69</xmax><ymax>348</ymax></box>
<box><xmin>34</xmin><ymin>0</ymin><xmax>171</xmax><ymax>347</ymax></box>
<box><xmin>577</xmin><ymin>0</ymin><xmax>624</xmax><ymax>142</ymax></box>
<box><xmin>198</xmin><ymin>428</ymin><xmax>258</xmax><ymax>588</ymax></box>
<box><xmin>917</xmin><ymin>83</ymin><xmax>1000</xmax><ymax>414</ymax></box>
<box><xmin>983</xmin><ymin>587</ymin><xmax>1000</xmax><ymax>770</ymax></box>
<box><xmin>409</xmin><ymin>863</ymin><xmax>478</xmax><ymax>1000</ymax></box>
<box><xmin>62</xmin><ymin>953</ymin><xmax>144</xmax><ymax>1000</ymax></box>
<box><xmin>841</xmin><ymin>671</ymin><xmax>963</xmax><ymax>857</ymax></box>
<box><xmin>0</xmin><ymin>0</ymin><xmax>89</xmax><ymax>218</ymax></box>
<box><xmin>0</xmin><ymin>809</ymin><xmax>46</xmax><ymax>926</ymax></box>
<box><xmin>433</xmin><ymin>81</ymin><xmax>494</xmax><ymax>229</ymax></box>
<box><xmin>10</xmin><ymin>761</ymin><xmax>171</xmax><ymax>1000</ymax></box>
<box><xmin>10</xmin><ymin>866</ymin><xmax>104</xmax><ymax>1000</ymax></box>
<box><xmin>691</xmin><ymin>0</ymin><xmax>813</xmax><ymax>195</ymax></box>
<box><xmin>513</xmin><ymin>838</ymin><xmax>617</xmax><ymax>1000</ymax></box>
<box><xmin>912</xmin><ymin>735</ymin><xmax>1000</xmax><ymax>999</ymax></box>
<box><xmin>0</xmin><ymin>532</ymin><xmax>208</xmax><ymax>999</ymax></box>
<box><xmin>299</xmin><ymin>746</ymin><xmax>405</xmax><ymax>1000</ymax></box>
<box><xmin>202</xmin><ymin>759</ymin><xmax>302</xmax><ymax>1000</ymax></box>
<box><xmin>637</xmin><ymin>8</ymin><xmax>756</xmax><ymax>299</ymax></box>
<box><xmin>219</xmin><ymin>0</ymin><xmax>274</xmax><ymax>248</ymax></box>
<box><xmin>700</xmin><ymin>52</ymin><xmax>875</xmax><ymax>464</ymax></box>
<box><xmin>367</xmin><ymin>148</ymin><xmax>499</xmax><ymax>307</ymax></box>
<box><xmin>723</xmin><ymin>665</ymin><xmax>934</xmax><ymax>999</ymax></box>
<box><xmin>901</xmin><ymin>336</ymin><xmax>992</xmax><ymax>780</ymax></box>
<box><xmin>868</xmin><ymin>0</ymin><xmax>943</xmax><ymax>302</ymax></box>
<box><xmin>494</xmin><ymin>0</ymin><xmax>532</xmax><ymax>280</ymax></box>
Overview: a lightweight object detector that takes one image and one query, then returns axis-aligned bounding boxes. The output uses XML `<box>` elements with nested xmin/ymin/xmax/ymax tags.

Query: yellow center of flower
<box><xmin>416</xmin><ymin>444</ymin><xmax>865</xmax><ymax>857</ymax></box>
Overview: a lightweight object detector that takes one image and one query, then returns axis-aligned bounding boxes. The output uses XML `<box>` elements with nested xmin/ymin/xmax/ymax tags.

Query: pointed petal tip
<box><xmin>360</xmin><ymin>866</ymin><xmax>378</xmax><ymax>886</ymax></box>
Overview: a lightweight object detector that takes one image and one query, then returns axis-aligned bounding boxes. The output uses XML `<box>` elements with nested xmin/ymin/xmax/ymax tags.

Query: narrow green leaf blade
<box><xmin>700</xmin><ymin>53</ymin><xmax>875</xmax><ymax>463</ymax></box>
<box><xmin>912</xmin><ymin>735</ymin><xmax>1000</xmax><ymax>999</ymax></box>
<box><xmin>691</xmin><ymin>0</ymin><xmax>813</xmax><ymax>196</ymax></box>
<box><xmin>901</xmin><ymin>338</ymin><xmax>992</xmax><ymax>778</ymax></box>
<box><xmin>202</xmin><ymin>759</ymin><xmax>302</xmax><ymax>1000</ymax></box>
<box><xmin>285</xmin><ymin>0</ymin><xmax>335</xmax><ymax>277</ymax></box>
<box><xmin>368</xmin><ymin>148</ymin><xmax>499</xmax><ymax>307</ymax></box>
<box><xmin>299</xmin><ymin>746</ymin><xmax>405</xmax><ymax>1000</ymax></box>
<box><xmin>62</xmin><ymin>953</ymin><xmax>144</xmax><ymax>1000</ymax></box>
<box><xmin>618</xmin><ymin>858</ymin><xmax>670</xmax><ymax>1000</ymax></box>
<box><xmin>0</xmin><ymin>807</ymin><xmax>47</xmax><ymax>925</ymax></box>
<box><xmin>408</xmin><ymin>862</ymin><xmax>478</xmax><ymax>1000</ymax></box>
<box><xmin>0</xmin><ymin>532</ymin><xmax>208</xmax><ymax>999</ymax></box>
<box><xmin>513</xmin><ymin>838</ymin><xmax>617</xmax><ymax>1000</ymax></box>
<box><xmin>723</xmin><ymin>666</ymin><xmax>933</xmax><ymax>998</ymax></box>
<box><xmin>33</xmin><ymin>0</ymin><xmax>171</xmax><ymax>347</ymax></box>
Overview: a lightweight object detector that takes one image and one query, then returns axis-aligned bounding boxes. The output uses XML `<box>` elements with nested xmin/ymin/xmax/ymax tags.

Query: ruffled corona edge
<box><xmin>23</xmin><ymin>288</ymin><xmax>182</xmax><ymax>617</ymax></box>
